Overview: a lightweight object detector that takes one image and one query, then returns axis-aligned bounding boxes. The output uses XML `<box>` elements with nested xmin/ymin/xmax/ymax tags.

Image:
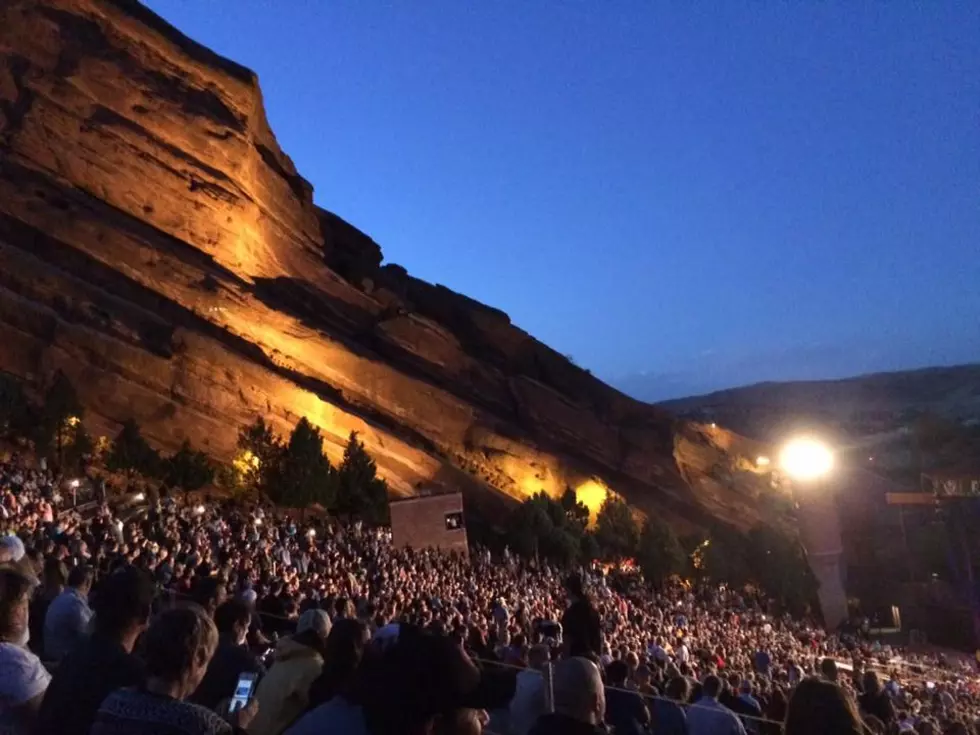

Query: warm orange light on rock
<box><xmin>574</xmin><ymin>478</ymin><xmax>609</xmax><ymax>525</ymax></box>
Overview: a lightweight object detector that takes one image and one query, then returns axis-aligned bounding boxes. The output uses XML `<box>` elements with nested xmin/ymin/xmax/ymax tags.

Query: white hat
<box><xmin>297</xmin><ymin>608</ymin><xmax>331</xmax><ymax>638</ymax></box>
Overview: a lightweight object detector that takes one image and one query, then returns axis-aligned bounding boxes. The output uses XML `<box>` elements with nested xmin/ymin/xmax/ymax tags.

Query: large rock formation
<box><xmin>0</xmin><ymin>0</ymin><xmax>779</xmax><ymax>530</ymax></box>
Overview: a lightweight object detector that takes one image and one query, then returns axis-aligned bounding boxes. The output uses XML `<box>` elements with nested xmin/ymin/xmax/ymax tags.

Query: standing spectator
<box><xmin>687</xmin><ymin>675</ymin><xmax>747</xmax><ymax>735</ymax></box>
<box><xmin>43</xmin><ymin>563</ymin><xmax>94</xmax><ymax>661</ymax></box>
<box><xmin>90</xmin><ymin>605</ymin><xmax>256</xmax><ymax>735</ymax></box>
<box><xmin>0</xmin><ymin>552</ymin><xmax>48</xmax><ymax>735</ymax></box>
<box><xmin>819</xmin><ymin>658</ymin><xmax>839</xmax><ymax>683</ymax></box>
<box><xmin>858</xmin><ymin>671</ymin><xmax>896</xmax><ymax>727</ymax></box>
<box><xmin>530</xmin><ymin>657</ymin><xmax>606</xmax><ymax>735</ymax></box>
<box><xmin>561</xmin><ymin>574</ymin><xmax>601</xmax><ymax>661</ymax></box>
<box><xmin>28</xmin><ymin>557</ymin><xmax>66</xmax><ymax>656</ymax></box>
<box><xmin>784</xmin><ymin>677</ymin><xmax>863</xmax><ymax>735</ymax></box>
<box><xmin>35</xmin><ymin>566</ymin><xmax>154</xmax><ymax>735</ymax></box>
<box><xmin>191</xmin><ymin>598</ymin><xmax>266</xmax><ymax>709</ymax></box>
<box><xmin>250</xmin><ymin>609</ymin><xmax>331</xmax><ymax>735</ymax></box>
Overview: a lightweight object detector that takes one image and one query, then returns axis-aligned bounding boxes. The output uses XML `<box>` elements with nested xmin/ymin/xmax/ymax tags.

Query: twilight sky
<box><xmin>144</xmin><ymin>0</ymin><xmax>980</xmax><ymax>401</ymax></box>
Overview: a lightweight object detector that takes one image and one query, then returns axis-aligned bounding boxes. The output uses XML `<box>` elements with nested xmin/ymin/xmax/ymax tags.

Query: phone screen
<box><xmin>230</xmin><ymin>672</ymin><xmax>258</xmax><ymax>712</ymax></box>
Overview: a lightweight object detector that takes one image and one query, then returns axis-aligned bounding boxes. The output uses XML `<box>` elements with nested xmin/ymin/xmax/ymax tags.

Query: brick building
<box><xmin>390</xmin><ymin>492</ymin><xmax>468</xmax><ymax>556</ymax></box>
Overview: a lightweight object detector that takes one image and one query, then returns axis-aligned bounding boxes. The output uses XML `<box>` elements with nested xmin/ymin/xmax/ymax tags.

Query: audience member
<box><xmin>530</xmin><ymin>657</ymin><xmax>606</xmax><ymax>735</ymax></box>
<box><xmin>784</xmin><ymin>677</ymin><xmax>863</xmax><ymax>735</ymax></box>
<box><xmin>0</xmin><ymin>552</ymin><xmax>47</xmax><ymax>735</ymax></box>
<box><xmin>36</xmin><ymin>565</ymin><xmax>155</xmax><ymax>735</ymax></box>
<box><xmin>90</xmin><ymin>605</ymin><xmax>256</xmax><ymax>735</ymax></box>
<box><xmin>250</xmin><ymin>608</ymin><xmax>331</xmax><ymax>735</ymax></box>
<box><xmin>42</xmin><ymin>563</ymin><xmax>93</xmax><ymax>661</ymax></box>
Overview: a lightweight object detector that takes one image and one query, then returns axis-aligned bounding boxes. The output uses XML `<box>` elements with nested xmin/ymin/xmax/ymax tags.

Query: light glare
<box><xmin>779</xmin><ymin>438</ymin><xmax>834</xmax><ymax>481</ymax></box>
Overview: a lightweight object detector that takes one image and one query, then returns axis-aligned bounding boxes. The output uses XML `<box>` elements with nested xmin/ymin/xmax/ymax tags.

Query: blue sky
<box><xmin>144</xmin><ymin>1</ymin><xmax>980</xmax><ymax>400</ymax></box>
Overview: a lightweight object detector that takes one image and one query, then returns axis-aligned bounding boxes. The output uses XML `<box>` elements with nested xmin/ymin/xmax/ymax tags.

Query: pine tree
<box><xmin>594</xmin><ymin>496</ymin><xmax>640</xmax><ymax>561</ymax></box>
<box><xmin>637</xmin><ymin>516</ymin><xmax>687</xmax><ymax>585</ymax></box>
<box><xmin>273</xmin><ymin>418</ymin><xmax>333</xmax><ymax>512</ymax></box>
<box><xmin>35</xmin><ymin>370</ymin><xmax>83</xmax><ymax>464</ymax></box>
<box><xmin>165</xmin><ymin>439</ymin><xmax>214</xmax><ymax>493</ymax></box>
<box><xmin>335</xmin><ymin>431</ymin><xmax>389</xmax><ymax>524</ymax></box>
<box><xmin>107</xmin><ymin>419</ymin><xmax>161</xmax><ymax>478</ymax></box>
<box><xmin>62</xmin><ymin>421</ymin><xmax>94</xmax><ymax>473</ymax></box>
<box><xmin>560</xmin><ymin>486</ymin><xmax>591</xmax><ymax>532</ymax></box>
<box><xmin>235</xmin><ymin>417</ymin><xmax>284</xmax><ymax>498</ymax></box>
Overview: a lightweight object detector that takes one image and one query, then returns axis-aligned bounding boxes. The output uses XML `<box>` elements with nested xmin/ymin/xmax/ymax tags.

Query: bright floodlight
<box><xmin>779</xmin><ymin>438</ymin><xmax>834</xmax><ymax>481</ymax></box>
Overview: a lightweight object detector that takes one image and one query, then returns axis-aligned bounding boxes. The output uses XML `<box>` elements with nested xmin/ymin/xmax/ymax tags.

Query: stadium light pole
<box><xmin>780</xmin><ymin>437</ymin><xmax>849</xmax><ymax>630</ymax></box>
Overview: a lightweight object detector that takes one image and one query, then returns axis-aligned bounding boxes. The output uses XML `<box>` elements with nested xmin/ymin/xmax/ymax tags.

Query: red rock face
<box><xmin>0</xmin><ymin>0</ymin><xmax>779</xmax><ymax>529</ymax></box>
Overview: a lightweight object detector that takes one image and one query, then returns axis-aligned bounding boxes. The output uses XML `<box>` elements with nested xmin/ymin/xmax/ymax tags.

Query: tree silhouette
<box><xmin>35</xmin><ymin>370</ymin><xmax>83</xmax><ymax>464</ymax></box>
<box><xmin>745</xmin><ymin>525</ymin><xmax>817</xmax><ymax>615</ymax></box>
<box><xmin>235</xmin><ymin>417</ymin><xmax>284</xmax><ymax>498</ymax></box>
<box><xmin>61</xmin><ymin>421</ymin><xmax>94</xmax><ymax>473</ymax></box>
<box><xmin>165</xmin><ymin>439</ymin><xmax>214</xmax><ymax>493</ymax></box>
<box><xmin>560</xmin><ymin>487</ymin><xmax>590</xmax><ymax>532</ymax></box>
<box><xmin>0</xmin><ymin>374</ymin><xmax>32</xmax><ymax>439</ymax></box>
<box><xmin>272</xmin><ymin>418</ymin><xmax>333</xmax><ymax>513</ymax></box>
<box><xmin>594</xmin><ymin>496</ymin><xmax>640</xmax><ymax>561</ymax></box>
<box><xmin>335</xmin><ymin>431</ymin><xmax>389</xmax><ymax>524</ymax></box>
<box><xmin>637</xmin><ymin>516</ymin><xmax>687</xmax><ymax>585</ymax></box>
<box><xmin>107</xmin><ymin>419</ymin><xmax>161</xmax><ymax>478</ymax></box>
<box><xmin>508</xmin><ymin>491</ymin><xmax>594</xmax><ymax>565</ymax></box>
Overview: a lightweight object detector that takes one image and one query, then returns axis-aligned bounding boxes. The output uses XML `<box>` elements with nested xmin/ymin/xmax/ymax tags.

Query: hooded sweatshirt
<box><xmin>249</xmin><ymin>634</ymin><xmax>324</xmax><ymax>735</ymax></box>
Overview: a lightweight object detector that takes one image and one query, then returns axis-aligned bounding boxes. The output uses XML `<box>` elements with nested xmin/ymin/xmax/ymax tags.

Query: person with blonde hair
<box><xmin>91</xmin><ymin>604</ymin><xmax>257</xmax><ymax>735</ymax></box>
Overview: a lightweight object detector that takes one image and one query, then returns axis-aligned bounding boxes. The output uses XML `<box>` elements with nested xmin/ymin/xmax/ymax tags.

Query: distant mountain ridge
<box><xmin>659</xmin><ymin>364</ymin><xmax>980</xmax><ymax>441</ymax></box>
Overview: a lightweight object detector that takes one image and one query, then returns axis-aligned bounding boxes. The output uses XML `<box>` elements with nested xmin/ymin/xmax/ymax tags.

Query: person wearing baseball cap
<box><xmin>0</xmin><ymin>538</ymin><xmax>48</xmax><ymax>734</ymax></box>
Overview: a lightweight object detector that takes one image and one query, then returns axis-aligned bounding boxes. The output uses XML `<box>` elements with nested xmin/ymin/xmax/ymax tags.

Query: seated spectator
<box><xmin>193</xmin><ymin>576</ymin><xmax>227</xmax><ymax>620</ymax></box>
<box><xmin>604</xmin><ymin>659</ymin><xmax>650</xmax><ymax>735</ymax></box>
<box><xmin>250</xmin><ymin>608</ymin><xmax>331</xmax><ymax>735</ymax></box>
<box><xmin>35</xmin><ymin>565</ymin><xmax>155</xmax><ymax>735</ymax></box>
<box><xmin>192</xmin><ymin>599</ymin><xmax>265</xmax><ymax>711</ymax></box>
<box><xmin>530</xmin><ymin>657</ymin><xmax>606</xmax><ymax>735</ymax></box>
<box><xmin>784</xmin><ymin>677</ymin><xmax>863</xmax><ymax>735</ymax></box>
<box><xmin>43</xmin><ymin>563</ymin><xmax>94</xmax><ymax>661</ymax></box>
<box><xmin>90</xmin><ymin>604</ymin><xmax>256</xmax><ymax>735</ymax></box>
<box><xmin>0</xmin><ymin>551</ymin><xmax>48</xmax><ymax>735</ymax></box>
<box><xmin>687</xmin><ymin>674</ymin><xmax>746</xmax><ymax>735</ymax></box>
<box><xmin>651</xmin><ymin>676</ymin><xmax>689</xmax><ymax>735</ymax></box>
<box><xmin>361</xmin><ymin>624</ymin><xmax>514</xmax><ymax>735</ymax></box>
<box><xmin>286</xmin><ymin>619</ymin><xmax>372</xmax><ymax>735</ymax></box>
<box><xmin>304</xmin><ymin>618</ymin><xmax>371</xmax><ymax>710</ymax></box>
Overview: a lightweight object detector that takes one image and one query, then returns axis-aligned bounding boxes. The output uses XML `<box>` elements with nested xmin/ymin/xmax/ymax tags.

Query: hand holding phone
<box><xmin>230</xmin><ymin>671</ymin><xmax>259</xmax><ymax>713</ymax></box>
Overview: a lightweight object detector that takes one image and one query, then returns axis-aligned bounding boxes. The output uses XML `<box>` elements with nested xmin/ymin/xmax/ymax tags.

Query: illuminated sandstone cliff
<box><xmin>0</xmin><ymin>0</ymin><xmax>779</xmax><ymax>528</ymax></box>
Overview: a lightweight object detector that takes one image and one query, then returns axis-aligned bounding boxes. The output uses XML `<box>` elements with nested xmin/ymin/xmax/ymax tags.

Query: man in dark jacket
<box><xmin>560</xmin><ymin>573</ymin><xmax>602</xmax><ymax>661</ymax></box>
<box><xmin>191</xmin><ymin>598</ymin><xmax>265</xmax><ymax>710</ymax></box>
<box><xmin>531</xmin><ymin>657</ymin><xmax>606</xmax><ymax>735</ymax></box>
<box><xmin>35</xmin><ymin>566</ymin><xmax>154</xmax><ymax>735</ymax></box>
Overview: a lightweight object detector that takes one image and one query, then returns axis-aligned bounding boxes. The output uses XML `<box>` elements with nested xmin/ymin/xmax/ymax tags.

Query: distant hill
<box><xmin>660</xmin><ymin>364</ymin><xmax>980</xmax><ymax>441</ymax></box>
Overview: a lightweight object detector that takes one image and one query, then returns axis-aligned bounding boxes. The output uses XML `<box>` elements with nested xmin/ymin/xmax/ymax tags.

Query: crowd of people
<box><xmin>1</xmin><ymin>449</ymin><xmax>980</xmax><ymax>735</ymax></box>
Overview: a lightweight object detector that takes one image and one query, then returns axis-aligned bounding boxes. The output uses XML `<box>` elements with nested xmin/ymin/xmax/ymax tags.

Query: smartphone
<box><xmin>230</xmin><ymin>672</ymin><xmax>259</xmax><ymax>712</ymax></box>
<box><xmin>926</xmin><ymin>681</ymin><xmax>936</xmax><ymax>691</ymax></box>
